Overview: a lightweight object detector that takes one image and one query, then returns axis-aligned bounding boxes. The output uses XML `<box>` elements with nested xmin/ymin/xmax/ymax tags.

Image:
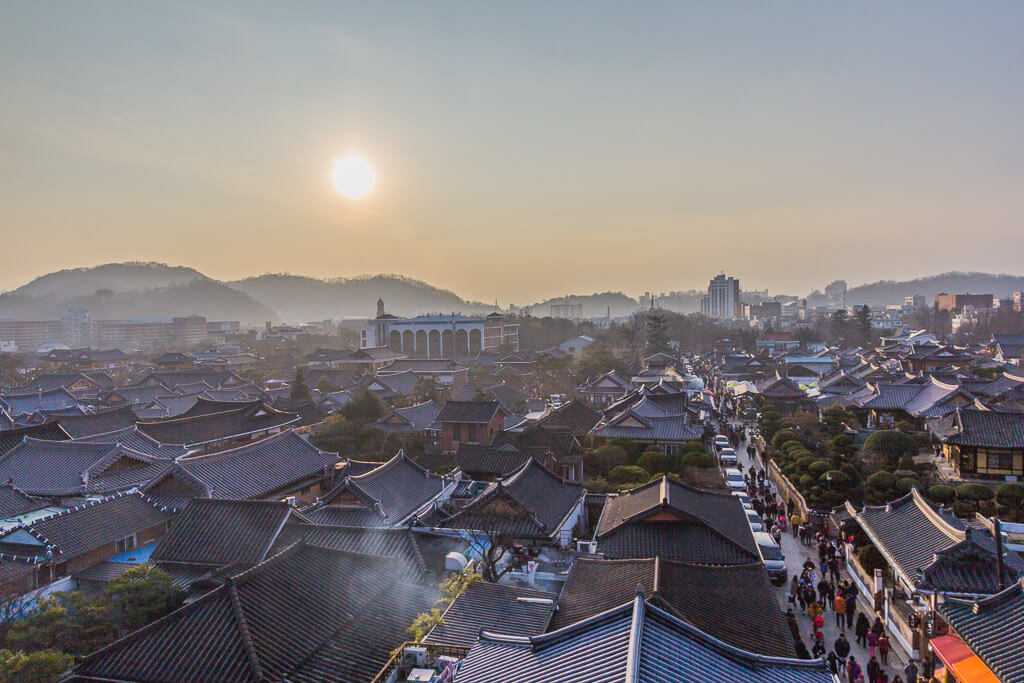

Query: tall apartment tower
<box><xmin>701</xmin><ymin>274</ymin><xmax>741</xmax><ymax>320</ymax></box>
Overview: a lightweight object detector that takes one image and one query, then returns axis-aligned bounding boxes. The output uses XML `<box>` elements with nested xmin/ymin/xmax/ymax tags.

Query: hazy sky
<box><xmin>2</xmin><ymin>2</ymin><xmax>1023</xmax><ymax>304</ymax></box>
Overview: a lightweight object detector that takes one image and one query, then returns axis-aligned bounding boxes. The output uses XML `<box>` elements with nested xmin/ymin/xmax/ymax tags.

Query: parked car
<box><xmin>732</xmin><ymin>491</ymin><xmax>753</xmax><ymax>510</ymax></box>
<box><xmin>713</xmin><ymin>435</ymin><xmax>730</xmax><ymax>450</ymax></box>
<box><xmin>719</xmin><ymin>447</ymin><xmax>738</xmax><ymax>465</ymax></box>
<box><xmin>752</xmin><ymin>531</ymin><xmax>788</xmax><ymax>584</ymax></box>
<box><xmin>724</xmin><ymin>467</ymin><xmax>746</xmax><ymax>491</ymax></box>
<box><xmin>745</xmin><ymin>510</ymin><xmax>763</xmax><ymax>533</ymax></box>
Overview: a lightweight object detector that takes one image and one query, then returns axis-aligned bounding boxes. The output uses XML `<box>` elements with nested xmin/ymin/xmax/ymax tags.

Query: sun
<box><xmin>332</xmin><ymin>155</ymin><xmax>375</xmax><ymax>199</ymax></box>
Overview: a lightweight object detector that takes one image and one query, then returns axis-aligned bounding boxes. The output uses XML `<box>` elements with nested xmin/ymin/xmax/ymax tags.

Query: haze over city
<box><xmin>3</xmin><ymin>2</ymin><xmax>1024</xmax><ymax>303</ymax></box>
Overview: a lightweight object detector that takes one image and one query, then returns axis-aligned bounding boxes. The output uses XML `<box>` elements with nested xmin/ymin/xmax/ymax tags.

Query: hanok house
<box><xmin>69</xmin><ymin>543</ymin><xmax>441</xmax><ymax>683</ymax></box>
<box><xmin>592</xmin><ymin>406</ymin><xmax>704</xmax><ymax>456</ymax></box>
<box><xmin>550</xmin><ymin>557</ymin><xmax>796</xmax><ymax>658</ymax></box>
<box><xmin>423</xmin><ymin>580</ymin><xmax>556</xmax><ymax>648</ymax></box>
<box><xmin>301</xmin><ymin>451</ymin><xmax>453</xmax><ymax>527</ymax></box>
<box><xmin>137</xmin><ymin>397</ymin><xmax>300</xmax><ymax>453</ymax></box>
<box><xmin>592</xmin><ymin>476</ymin><xmax>760</xmax><ymax>564</ymax></box>
<box><xmin>577</xmin><ymin>370</ymin><xmax>632</xmax><ymax>407</ymax></box>
<box><xmin>441</xmin><ymin>458</ymin><xmax>585</xmax><ymax>548</ymax></box>
<box><xmin>0</xmin><ymin>437</ymin><xmax>175</xmax><ymax>505</ymax></box>
<box><xmin>150</xmin><ymin>499</ymin><xmax>311</xmax><ymax>589</ymax></box>
<box><xmin>0</xmin><ymin>491</ymin><xmax>175</xmax><ymax>599</ymax></box>
<box><xmin>937</xmin><ymin>578</ymin><xmax>1024</xmax><ymax>683</ymax></box>
<box><xmin>934</xmin><ymin>407</ymin><xmax>1024</xmax><ymax>480</ymax></box>
<box><xmin>453</xmin><ymin>591</ymin><xmax>833</xmax><ymax>683</ymax></box>
<box><xmin>368</xmin><ymin>399</ymin><xmax>442</xmax><ymax>437</ymax></box>
<box><xmin>436</xmin><ymin>400</ymin><xmax>506</xmax><ymax>453</ymax></box>
<box><xmin>752</xmin><ymin>371</ymin><xmax>809</xmax><ymax>408</ymax></box>
<box><xmin>850</xmin><ymin>376</ymin><xmax>978</xmax><ymax>430</ymax></box>
<box><xmin>141</xmin><ymin>429</ymin><xmax>340</xmax><ymax>507</ymax></box>
<box><xmin>846</xmin><ymin>487</ymin><xmax>1023</xmax><ymax>660</ymax></box>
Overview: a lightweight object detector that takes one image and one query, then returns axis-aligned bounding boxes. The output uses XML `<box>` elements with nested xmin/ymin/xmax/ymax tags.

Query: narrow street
<box><xmin>731</xmin><ymin>428</ymin><xmax>910</xmax><ymax>680</ymax></box>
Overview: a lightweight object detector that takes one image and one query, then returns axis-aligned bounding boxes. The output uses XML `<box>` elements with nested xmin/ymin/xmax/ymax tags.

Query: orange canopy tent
<box><xmin>929</xmin><ymin>634</ymin><xmax>1000</xmax><ymax>683</ymax></box>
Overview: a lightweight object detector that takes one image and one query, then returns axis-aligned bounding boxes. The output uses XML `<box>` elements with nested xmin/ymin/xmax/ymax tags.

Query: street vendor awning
<box><xmin>930</xmin><ymin>634</ymin><xmax>1000</xmax><ymax>683</ymax></box>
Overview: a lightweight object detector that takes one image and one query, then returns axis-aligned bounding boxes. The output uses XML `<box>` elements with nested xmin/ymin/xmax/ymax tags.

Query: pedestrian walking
<box><xmin>847</xmin><ymin>658</ymin><xmax>863</xmax><ymax>683</ymax></box>
<box><xmin>892</xmin><ymin>677</ymin><xmax>904</xmax><ymax>683</ymax></box>
<box><xmin>845</xmin><ymin>589</ymin><xmax>858</xmax><ymax>626</ymax></box>
<box><xmin>866</xmin><ymin>630</ymin><xmax>879</xmax><ymax>658</ymax></box>
<box><xmin>855</xmin><ymin>613</ymin><xmax>869</xmax><ymax>648</ymax></box>
<box><xmin>812</xmin><ymin>639</ymin><xmax>826</xmax><ymax>658</ymax></box>
<box><xmin>808</xmin><ymin>600</ymin><xmax>823</xmax><ymax>622</ymax></box>
<box><xmin>829</xmin><ymin>555</ymin><xmax>842</xmax><ymax>584</ymax></box>
<box><xmin>834</xmin><ymin>633</ymin><xmax>850</xmax><ymax>666</ymax></box>
<box><xmin>827</xmin><ymin>651</ymin><xmax>839</xmax><ymax>676</ymax></box>
<box><xmin>878</xmin><ymin>634</ymin><xmax>891</xmax><ymax>665</ymax></box>
<box><xmin>904</xmin><ymin>660</ymin><xmax>919</xmax><ymax>682</ymax></box>
<box><xmin>870</xmin><ymin>616</ymin><xmax>884</xmax><ymax>637</ymax></box>
<box><xmin>834</xmin><ymin>594</ymin><xmax>847</xmax><ymax>629</ymax></box>
<box><xmin>866</xmin><ymin>656</ymin><xmax>881</xmax><ymax>683</ymax></box>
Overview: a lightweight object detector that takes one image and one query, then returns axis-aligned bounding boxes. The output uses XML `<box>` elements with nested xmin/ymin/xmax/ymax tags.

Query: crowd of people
<box><xmin>728</xmin><ymin>417</ymin><xmax>930</xmax><ymax>682</ymax></box>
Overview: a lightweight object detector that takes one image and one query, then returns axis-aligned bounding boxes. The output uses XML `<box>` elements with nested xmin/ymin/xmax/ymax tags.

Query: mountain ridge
<box><xmin>4</xmin><ymin>263</ymin><xmax>1022</xmax><ymax>325</ymax></box>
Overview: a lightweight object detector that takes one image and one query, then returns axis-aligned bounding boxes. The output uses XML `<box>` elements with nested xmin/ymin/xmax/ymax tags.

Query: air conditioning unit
<box><xmin>403</xmin><ymin>646</ymin><xmax>428</xmax><ymax>668</ymax></box>
<box><xmin>576</xmin><ymin>540</ymin><xmax>597</xmax><ymax>554</ymax></box>
<box><xmin>285</xmin><ymin>496</ymin><xmax>297</xmax><ymax>507</ymax></box>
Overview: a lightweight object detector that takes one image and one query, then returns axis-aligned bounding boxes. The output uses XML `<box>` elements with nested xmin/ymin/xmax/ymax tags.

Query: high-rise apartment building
<box><xmin>701</xmin><ymin>274</ymin><xmax>741</xmax><ymax>320</ymax></box>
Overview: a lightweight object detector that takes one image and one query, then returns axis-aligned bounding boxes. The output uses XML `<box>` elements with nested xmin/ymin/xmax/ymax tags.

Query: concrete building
<box><xmin>904</xmin><ymin>294</ymin><xmax>926</xmax><ymax>309</ymax></box>
<box><xmin>935</xmin><ymin>293</ymin><xmax>993</xmax><ymax>313</ymax></box>
<box><xmin>549</xmin><ymin>300</ymin><xmax>584</xmax><ymax>320</ymax></box>
<box><xmin>824</xmin><ymin>280</ymin><xmax>847</xmax><ymax>305</ymax></box>
<box><xmin>361</xmin><ymin>299</ymin><xmax>519</xmax><ymax>358</ymax></box>
<box><xmin>701</xmin><ymin>274</ymin><xmax>741</xmax><ymax>321</ymax></box>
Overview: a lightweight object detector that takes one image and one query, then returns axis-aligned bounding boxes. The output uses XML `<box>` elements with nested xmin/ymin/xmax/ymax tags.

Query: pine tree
<box><xmin>645</xmin><ymin>310</ymin><xmax>670</xmax><ymax>353</ymax></box>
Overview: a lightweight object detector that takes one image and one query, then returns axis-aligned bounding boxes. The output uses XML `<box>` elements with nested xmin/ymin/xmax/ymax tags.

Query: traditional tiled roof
<box><xmin>107</xmin><ymin>383</ymin><xmax>176</xmax><ymax>406</ymax></box>
<box><xmin>11</xmin><ymin>372</ymin><xmax>114</xmax><ymax>393</ymax></box>
<box><xmin>851</xmin><ymin>488</ymin><xmax>1021</xmax><ymax>593</ymax></box>
<box><xmin>754</xmin><ymin>372</ymin><xmax>808</xmax><ymax>400</ymax></box>
<box><xmin>56</xmin><ymin>405</ymin><xmax>138</xmax><ymax>438</ymax></box>
<box><xmin>594</xmin><ymin>410</ymin><xmax>704</xmax><ymax>442</ymax></box>
<box><xmin>424</xmin><ymin>580</ymin><xmax>555</xmax><ymax>647</ymax></box>
<box><xmin>578</xmin><ymin>371</ymin><xmax>632</xmax><ymax>396</ymax></box>
<box><xmin>0</xmin><ymin>420</ymin><xmax>69</xmax><ymax>456</ymax></box>
<box><xmin>135</xmin><ymin>369</ymin><xmax>246</xmax><ymax>390</ymax></box>
<box><xmin>273</xmin><ymin>523</ymin><xmax>469</xmax><ymax>583</ymax></box>
<box><xmin>442</xmin><ymin>459</ymin><xmax>583</xmax><ymax>541</ymax></box>
<box><xmin>0</xmin><ymin>490</ymin><xmax>174</xmax><ymax>562</ymax></box>
<box><xmin>306</xmin><ymin>451</ymin><xmax>446</xmax><ymax>527</ymax></box>
<box><xmin>939</xmin><ymin>579</ymin><xmax>1024</xmax><ymax>683</ymax></box>
<box><xmin>153</xmin><ymin>430</ymin><xmax>338</xmax><ymax>501</ymax></box>
<box><xmin>151</xmin><ymin>499</ymin><xmax>302</xmax><ymax>569</ymax></box>
<box><xmin>549</xmin><ymin>558</ymin><xmax>796</xmax><ymax>657</ymax></box>
<box><xmin>0</xmin><ymin>438</ymin><xmax>173</xmax><ymax>497</ymax></box>
<box><xmin>595</xmin><ymin>476</ymin><xmax>759</xmax><ymax>563</ymax></box>
<box><xmin>935</xmin><ymin>407</ymin><xmax>1024</xmax><ymax>449</ymax></box>
<box><xmin>536</xmin><ymin>400</ymin><xmax>601</xmax><ymax>434</ymax></box>
<box><xmin>138</xmin><ymin>401</ymin><xmax>299</xmax><ymax>448</ymax></box>
<box><xmin>0</xmin><ymin>387</ymin><xmax>79</xmax><ymax>416</ymax></box>
<box><xmin>73</xmin><ymin>543</ymin><xmax>439</xmax><ymax>683</ymax></box>
<box><xmin>491</xmin><ymin>424</ymin><xmax>581</xmax><ymax>462</ymax></box>
<box><xmin>455</xmin><ymin>593</ymin><xmax>832</xmax><ymax>683</ymax></box>
<box><xmin>436</xmin><ymin>400</ymin><xmax>503</xmax><ymax>424</ymax></box>
<box><xmin>454</xmin><ymin>443</ymin><xmax>531</xmax><ymax>477</ymax></box>
<box><xmin>370</xmin><ymin>400</ymin><xmax>442</xmax><ymax>433</ymax></box>
<box><xmin>78</xmin><ymin>425</ymin><xmax>188</xmax><ymax>459</ymax></box>
<box><xmin>0</xmin><ymin>483</ymin><xmax>46</xmax><ymax>519</ymax></box>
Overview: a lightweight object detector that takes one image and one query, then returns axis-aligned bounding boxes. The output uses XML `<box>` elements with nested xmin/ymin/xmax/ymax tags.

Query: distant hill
<box><xmin>228</xmin><ymin>273</ymin><xmax>494</xmax><ymax>322</ymax></box>
<box><xmin>12</xmin><ymin>262</ymin><xmax>207</xmax><ymax>298</ymax></box>
<box><xmin>2</xmin><ymin>263</ymin><xmax>276</xmax><ymax>325</ymax></box>
<box><xmin>846</xmin><ymin>272</ymin><xmax>1024</xmax><ymax>307</ymax></box>
<box><xmin>534</xmin><ymin>292</ymin><xmax>641</xmax><ymax>318</ymax></box>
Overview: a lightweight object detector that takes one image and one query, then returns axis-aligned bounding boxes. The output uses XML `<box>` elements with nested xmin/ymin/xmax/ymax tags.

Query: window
<box><xmin>116</xmin><ymin>535</ymin><xmax>136</xmax><ymax>553</ymax></box>
<box><xmin>53</xmin><ymin>562</ymin><xmax>68</xmax><ymax>580</ymax></box>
